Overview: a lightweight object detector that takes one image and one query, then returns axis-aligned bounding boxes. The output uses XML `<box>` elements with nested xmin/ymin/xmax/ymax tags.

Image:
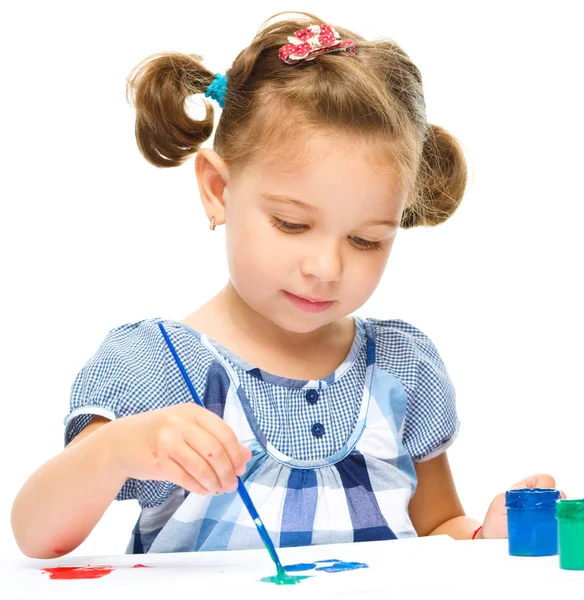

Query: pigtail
<box><xmin>123</xmin><ymin>12</ymin><xmax>469</xmax><ymax>223</ymax></box>
<box><xmin>401</xmin><ymin>124</ymin><xmax>468</xmax><ymax>228</ymax></box>
<box><xmin>126</xmin><ymin>52</ymin><xmax>217</xmax><ymax>168</ymax></box>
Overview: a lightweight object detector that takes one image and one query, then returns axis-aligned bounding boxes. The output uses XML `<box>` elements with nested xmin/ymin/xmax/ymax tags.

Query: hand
<box><xmin>107</xmin><ymin>403</ymin><xmax>252</xmax><ymax>496</ymax></box>
<box><xmin>480</xmin><ymin>474</ymin><xmax>566</xmax><ymax>539</ymax></box>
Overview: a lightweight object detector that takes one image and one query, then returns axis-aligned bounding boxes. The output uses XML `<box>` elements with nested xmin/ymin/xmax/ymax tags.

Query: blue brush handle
<box><xmin>157</xmin><ymin>322</ymin><xmax>284</xmax><ymax>573</ymax></box>
<box><xmin>236</xmin><ymin>477</ymin><xmax>283</xmax><ymax>571</ymax></box>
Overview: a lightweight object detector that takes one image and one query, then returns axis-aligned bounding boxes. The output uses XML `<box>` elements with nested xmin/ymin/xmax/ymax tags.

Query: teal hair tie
<box><xmin>205</xmin><ymin>73</ymin><xmax>227</xmax><ymax>108</ymax></box>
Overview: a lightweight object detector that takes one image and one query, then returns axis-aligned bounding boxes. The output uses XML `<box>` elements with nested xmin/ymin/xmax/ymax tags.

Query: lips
<box><xmin>293</xmin><ymin>294</ymin><xmax>332</xmax><ymax>303</ymax></box>
<box><xmin>283</xmin><ymin>291</ymin><xmax>335</xmax><ymax>313</ymax></box>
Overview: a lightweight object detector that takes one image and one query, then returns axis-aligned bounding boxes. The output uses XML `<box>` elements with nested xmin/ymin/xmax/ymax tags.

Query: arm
<box><xmin>11</xmin><ymin>416</ymin><xmax>127</xmax><ymax>559</ymax></box>
<box><xmin>408</xmin><ymin>452</ymin><xmax>482</xmax><ymax>539</ymax></box>
<box><xmin>12</xmin><ymin>405</ymin><xmax>252</xmax><ymax>560</ymax></box>
<box><xmin>408</xmin><ymin>454</ymin><xmax>563</xmax><ymax>540</ymax></box>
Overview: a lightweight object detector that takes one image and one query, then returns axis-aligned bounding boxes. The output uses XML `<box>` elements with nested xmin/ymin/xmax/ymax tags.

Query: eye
<box><xmin>270</xmin><ymin>216</ymin><xmax>308</xmax><ymax>233</ymax></box>
<box><xmin>271</xmin><ymin>217</ymin><xmax>384</xmax><ymax>251</ymax></box>
<box><xmin>349</xmin><ymin>236</ymin><xmax>384</xmax><ymax>251</ymax></box>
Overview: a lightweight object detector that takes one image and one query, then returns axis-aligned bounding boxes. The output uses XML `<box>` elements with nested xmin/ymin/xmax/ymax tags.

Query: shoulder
<box><xmin>97</xmin><ymin>317</ymin><xmax>183</xmax><ymax>346</ymax></box>
<box><xmin>365</xmin><ymin>317</ymin><xmax>445</xmax><ymax>361</ymax></box>
<box><xmin>92</xmin><ymin>317</ymin><xmax>208</xmax><ymax>361</ymax></box>
<box><xmin>75</xmin><ymin>317</ymin><xmax>216</xmax><ymax>397</ymax></box>
<box><xmin>67</xmin><ymin>318</ymin><xmax>216</xmax><ymax>429</ymax></box>
<box><xmin>96</xmin><ymin>317</ymin><xmax>163</xmax><ymax>352</ymax></box>
<box><xmin>364</xmin><ymin>317</ymin><xmax>458</xmax><ymax>461</ymax></box>
<box><xmin>364</xmin><ymin>317</ymin><xmax>449</xmax><ymax>389</ymax></box>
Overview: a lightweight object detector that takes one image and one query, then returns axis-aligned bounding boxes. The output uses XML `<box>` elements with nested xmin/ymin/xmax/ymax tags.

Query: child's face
<box><xmin>224</xmin><ymin>134</ymin><xmax>408</xmax><ymax>334</ymax></box>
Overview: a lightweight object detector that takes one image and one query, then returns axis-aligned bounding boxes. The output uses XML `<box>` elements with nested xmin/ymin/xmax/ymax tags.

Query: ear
<box><xmin>194</xmin><ymin>148</ymin><xmax>230</xmax><ymax>226</ymax></box>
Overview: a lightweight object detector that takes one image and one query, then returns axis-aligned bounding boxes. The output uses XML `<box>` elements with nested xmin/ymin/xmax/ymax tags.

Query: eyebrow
<box><xmin>262</xmin><ymin>193</ymin><xmax>399</xmax><ymax>228</ymax></box>
<box><xmin>263</xmin><ymin>193</ymin><xmax>320</xmax><ymax>214</ymax></box>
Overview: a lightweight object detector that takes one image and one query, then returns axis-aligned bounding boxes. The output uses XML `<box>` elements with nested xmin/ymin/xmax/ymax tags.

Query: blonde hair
<box><xmin>126</xmin><ymin>11</ymin><xmax>468</xmax><ymax>228</ymax></box>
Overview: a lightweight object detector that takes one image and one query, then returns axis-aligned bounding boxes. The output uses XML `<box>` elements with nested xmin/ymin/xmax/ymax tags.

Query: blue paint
<box><xmin>314</xmin><ymin>559</ymin><xmax>342</xmax><ymax>563</ymax></box>
<box><xmin>285</xmin><ymin>563</ymin><xmax>318</xmax><ymax>572</ymax></box>
<box><xmin>285</xmin><ymin>559</ymin><xmax>369</xmax><ymax>573</ymax></box>
<box><xmin>316</xmin><ymin>561</ymin><xmax>368</xmax><ymax>573</ymax></box>
<box><xmin>506</xmin><ymin>487</ymin><xmax>561</xmax><ymax>557</ymax></box>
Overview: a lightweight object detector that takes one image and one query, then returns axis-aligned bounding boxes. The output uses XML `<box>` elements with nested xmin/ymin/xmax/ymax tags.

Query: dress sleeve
<box><xmin>63</xmin><ymin>319</ymin><xmax>178</xmax><ymax>507</ymax></box>
<box><xmin>371</xmin><ymin>318</ymin><xmax>460</xmax><ymax>462</ymax></box>
<box><xmin>400</xmin><ymin>322</ymin><xmax>459</xmax><ymax>462</ymax></box>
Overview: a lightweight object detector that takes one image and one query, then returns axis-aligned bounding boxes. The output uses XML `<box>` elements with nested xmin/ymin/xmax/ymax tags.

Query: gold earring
<box><xmin>210</xmin><ymin>215</ymin><xmax>216</xmax><ymax>230</ymax></box>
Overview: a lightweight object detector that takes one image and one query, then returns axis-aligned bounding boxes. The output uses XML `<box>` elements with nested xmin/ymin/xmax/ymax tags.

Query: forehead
<box><xmin>235</xmin><ymin>133</ymin><xmax>406</xmax><ymax>208</ymax></box>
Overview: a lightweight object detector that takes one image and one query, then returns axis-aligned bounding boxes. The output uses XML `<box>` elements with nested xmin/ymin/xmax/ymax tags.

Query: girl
<box><xmin>11</xmin><ymin>11</ymin><xmax>559</xmax><ymax>559</ymax></box>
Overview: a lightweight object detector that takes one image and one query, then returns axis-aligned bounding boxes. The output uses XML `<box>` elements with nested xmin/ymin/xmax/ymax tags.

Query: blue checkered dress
<box><xmin>64</xmin><ymin>316</ymin><xmax>459</xmax><ymax>553</ymax></box>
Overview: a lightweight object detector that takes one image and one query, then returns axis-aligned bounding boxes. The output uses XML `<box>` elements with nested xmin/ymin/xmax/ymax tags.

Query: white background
<box><xmin>1</xmin><ymin>1</ymin><xmax>582</xmax><ymax>559</ymax></box>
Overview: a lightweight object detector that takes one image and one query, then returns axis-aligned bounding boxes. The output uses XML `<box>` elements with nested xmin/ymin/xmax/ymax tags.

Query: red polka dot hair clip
<box><xmin>278</xmin><ymin>23</ymin><xmax>356</xmax><ymax>65</ymax></box>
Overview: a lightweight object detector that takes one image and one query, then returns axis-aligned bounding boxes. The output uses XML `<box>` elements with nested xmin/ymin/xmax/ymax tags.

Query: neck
<box><xmin>213</xmin><ymin>280</ymin><xmax>344</xmax><ymax>353</ymax></box>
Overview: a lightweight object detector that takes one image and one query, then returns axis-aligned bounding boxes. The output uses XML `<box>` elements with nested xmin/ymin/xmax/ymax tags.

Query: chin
<box><xmin>274</xmin><ymin>311</ymin><xmax>339</xmax><ymax>334</ymax></box>
<box><xmin>242</xmin><ymin>291</ymin><xmax>343</xmax><ymax>333</ymax></box>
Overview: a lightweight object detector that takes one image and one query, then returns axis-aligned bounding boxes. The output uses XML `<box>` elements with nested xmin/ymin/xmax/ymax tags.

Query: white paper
<box><xmin>1</xmin><ymin>537</ymin><xmax>583</xmax><ymax>600</ymax></box>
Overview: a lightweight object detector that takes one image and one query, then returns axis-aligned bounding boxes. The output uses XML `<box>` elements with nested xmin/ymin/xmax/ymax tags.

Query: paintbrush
<box><xmin>157</xmin><ymin>322</ymin><xmax>285</xmax><ymax>575</ymax></box>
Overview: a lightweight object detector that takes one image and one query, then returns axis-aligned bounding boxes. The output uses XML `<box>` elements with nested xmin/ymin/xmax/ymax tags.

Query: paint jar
<box><xmin>556</xmin><ymin>499</ymin><xmax>584</xmax><ymax>570</ymax></box>
<box><xmin>505</xmin><ymin>487</ymin><xmax>561</xmax><ymax>556</ymax></box>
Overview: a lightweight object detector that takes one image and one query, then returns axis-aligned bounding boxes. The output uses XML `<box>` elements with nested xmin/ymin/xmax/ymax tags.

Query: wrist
<box><xmin>90</xmin><ymin>418</ymin><xmax>130</xmax><ymax>483</ymax></box>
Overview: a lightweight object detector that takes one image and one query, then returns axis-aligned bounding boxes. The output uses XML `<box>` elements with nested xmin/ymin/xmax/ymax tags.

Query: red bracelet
<box><xmin>472</xmin><ymin>526</ymin><xmax>483</xmax><ymax>540</ymax></box>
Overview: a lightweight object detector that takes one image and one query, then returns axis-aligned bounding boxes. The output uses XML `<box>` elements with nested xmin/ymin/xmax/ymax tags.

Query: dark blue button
<box><xmin>306</xmin><ymin>389</ymin><xmax>319</xmax><ymax>404</ymax></box>
<box><xmin>311</xmin><ymin>423</ymin><xmax>325</xmax><ymax>437</ymax></box>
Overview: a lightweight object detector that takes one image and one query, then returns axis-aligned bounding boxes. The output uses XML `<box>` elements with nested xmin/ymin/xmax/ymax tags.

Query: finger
<box><xmin>167</xmin><ymin>440</ymin><xmax>222</xmax><ymax>494</ymax></box>
<box><xmin>156</xmin><ymin>454</ymin><xmax>211</xmax><ymax>496</ymax></box>
<box><xmin>193</xmin><ymin>408</ymin><xmax>252</xmax><ymax>475</ymax></box>
<box><xmin>560</xmin><ymin>490</ymin><xmax>567</xmax><ymax>499</ymax></box>
<box><xmin>534</xmin><ymin>474</ymin><xmax>557</xmax><ymax>488</ymax></box>
<box><xmin>183</xmin><ymin>425</ymin><xmax>240</xmax><ymax>492</ymax></box>
<box><xmin>509</xmin><ymin>474</ymin><xmax>557</xmax><ymax>490</ymax></box>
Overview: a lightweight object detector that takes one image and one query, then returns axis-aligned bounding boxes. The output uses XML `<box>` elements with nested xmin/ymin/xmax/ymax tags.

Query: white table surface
<box><xmin>1</xmin><ymin>535</ymin><xmax>583</xmax><ymax>599</ymax></box>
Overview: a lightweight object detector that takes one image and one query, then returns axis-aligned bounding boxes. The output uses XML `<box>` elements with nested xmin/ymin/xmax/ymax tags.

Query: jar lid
<box><xmin>556</xmin><ymin>499</ymin><xmax>584</xmax><ymax>519</ymax></box>
<box><xmin>505</xmin><ymin>487</ymin><xmax>561</xmax><ymax>509</ymax></box>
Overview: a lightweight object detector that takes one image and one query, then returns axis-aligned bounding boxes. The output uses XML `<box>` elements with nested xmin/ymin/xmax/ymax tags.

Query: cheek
<box><xmin>347</xmin><ymin>252</ymin><xmax>390</xmax><ymax>296</ymax></box>
<box><xmin>226</xmin><ymin>215</ymin><xmax>286</xmax><ymax>289</ymax></box>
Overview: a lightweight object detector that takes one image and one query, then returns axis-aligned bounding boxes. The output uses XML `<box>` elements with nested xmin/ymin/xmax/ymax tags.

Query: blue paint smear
<box><xmin>285</xmin><ymin>563</ymin><xmax>318</xmax><ymax>572</ymax></box>
<box><xmin>285</xmin><ymin>559</ymin><xmax>368</xmax><ymax>573</ymax></box>
<box><xmin>314</xmin><ymin>559</ymin><xmax>343</xmax><ymax>564</ymax></box>
<box><xmin>316</xmin><ymin>561</ymin><xmax>368</xmax><ymax>573</ymax></box>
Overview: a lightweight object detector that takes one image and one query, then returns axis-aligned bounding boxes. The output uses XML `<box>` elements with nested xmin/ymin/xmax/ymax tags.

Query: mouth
<box><xmin>283</xmin><ymin>291</ymin><xmax>335</xmax><ymax>313</ymax></box>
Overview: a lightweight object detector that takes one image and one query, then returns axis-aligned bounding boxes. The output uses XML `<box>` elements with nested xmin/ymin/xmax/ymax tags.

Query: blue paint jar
<box><xmin>505</xmin><ymin>487</ymin><xmax>561</xmax><ymax>556</ymax></box>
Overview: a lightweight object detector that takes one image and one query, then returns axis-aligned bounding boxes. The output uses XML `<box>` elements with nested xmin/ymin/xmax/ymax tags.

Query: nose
<box><xmin>300</xmin><ymin>239</ymin><xmax>343</xmax><ymax>283</ymax></box>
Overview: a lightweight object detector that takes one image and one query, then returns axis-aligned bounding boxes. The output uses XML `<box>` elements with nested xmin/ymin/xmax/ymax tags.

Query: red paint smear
<box><xmin>41</xmin><ymin>565</ymin><xmax>115</xmax><ymax>580</ymax></box>
<box><xmin>132</xmin><ymin>564</ymin><xmax>151</xmax><ymax>568</ymax></box>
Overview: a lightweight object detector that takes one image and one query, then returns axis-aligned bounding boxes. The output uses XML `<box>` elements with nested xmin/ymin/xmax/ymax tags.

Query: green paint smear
<box><xmin>259</xmin><ymin>572</ymin><xmax>311</xmax><ymax>585</ymax></box>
